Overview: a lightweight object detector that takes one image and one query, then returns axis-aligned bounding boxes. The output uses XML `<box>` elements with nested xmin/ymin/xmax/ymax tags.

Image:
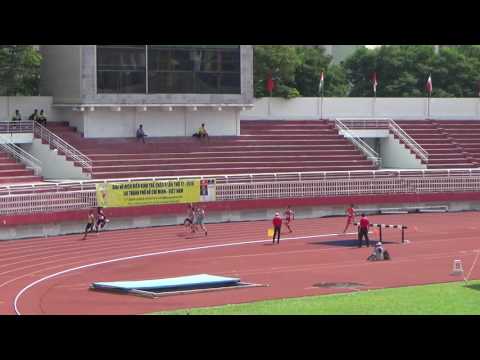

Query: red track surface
<box><xmin>1</xmin><ymin>212</ymin><xmax>480</xmax><ymax>315</ymax></box>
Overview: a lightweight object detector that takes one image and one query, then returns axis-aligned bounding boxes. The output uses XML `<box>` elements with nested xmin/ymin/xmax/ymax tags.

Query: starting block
<box><xmin>451</xmin><ymin>259</ymin><xmax>464</xmax><ymax>276</ymax></box>
<box><xmin>354</xmin><ymin>222</ymin><xmax>408</xmax><ymax>243</ymax></box>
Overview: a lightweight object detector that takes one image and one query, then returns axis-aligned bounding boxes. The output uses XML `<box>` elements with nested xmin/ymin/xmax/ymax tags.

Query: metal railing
<box><xmin>1</xmin><ymin>169</ymin><xmax>480</xmax><ymax>215</ymax></box>
<box><xmin>33</xmin><ymin>122</ymin><xmax>92</xmax><ymax>173</ymax></box>
<box><xmin>0</xmin><ymin>134</ymin><xmax>42</xmax><ymax>176</ymax></box>
<box><xmin>335</xmin><ymin>118</ymin><xmax>429</xmax><ymax>164</ymax></box>
<box><xmin>0</xmin><ymin>121</ymin><xmax>34</xmax><ymax>134</ymax></box>
<box><xmin>389</xmin><ymin>120</ymin><xmax>429</xmax><ymax>163</ymax></box>
<box><xmin>335</xmin><ymin>119</ymin><xmax>381</xmax><ymax>166</ymax></box>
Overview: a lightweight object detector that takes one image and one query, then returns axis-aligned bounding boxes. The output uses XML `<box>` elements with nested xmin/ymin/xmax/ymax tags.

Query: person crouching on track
<box><xmin>272</xmin><ymin>212</ymin><xmax>283</xmax><ymax>245</ymax></box>
<box><xmin>358</xmin><ymin>213</ymin><xmax>370</xmax><ymax>248</ymax></box>
<box><xmin>284</xmin><ymin>205</ymin><xmax>295</xmax><ymax>233</ymax></box>
<box><xmin>83</xmin><ymin>210</ymin><xmax>96</xmax><ymax>240</ymax></box>
<box><xmin>368</xmin><ymin>242</ymin><xmax>391</xmax><ymax>261</ymax></box>
<box><xmin>95</xmin><ymin>207</ymin><xmax>109</xmax><ymax>232</ymax></box>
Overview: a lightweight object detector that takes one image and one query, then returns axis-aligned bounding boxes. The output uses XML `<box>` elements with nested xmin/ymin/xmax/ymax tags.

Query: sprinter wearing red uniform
<box><xmin>284</xmin><ymin>206</ymin><xmax>295</xmax><ymax>233</ymax></box>
<box><xmin>272</xmin><ymin>213</ymin><xmax>283</xmax><ymax>245</ymax></box>
<box><xmin>343</xmin><ymin>204</ymin><xmax>356</xmax><ymax>233</ymax></box>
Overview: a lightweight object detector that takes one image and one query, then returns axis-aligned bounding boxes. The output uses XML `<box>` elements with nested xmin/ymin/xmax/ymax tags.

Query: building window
<box><xmin>147</xmin><ymin>45</ymin><xmax>241</xmax><ymax>94</ymax></box>
<box><xmin>96</xmin><ymin>45</ymin><xmax>241</xmax><ymax>95</ymax></box>
<box><xmin>97</xmin><ymin>45</ymin><xmax>146</xmax><ymax>94</ymax></box>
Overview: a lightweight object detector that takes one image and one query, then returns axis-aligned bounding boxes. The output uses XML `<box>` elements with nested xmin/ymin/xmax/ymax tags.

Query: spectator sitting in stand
<box><xmin>12</xmin><ymin>110</ymin><xmax>22</xmax><ymax>122</ymax></box>
<box><xmin>38</xmin><ymin>110</ymin><xmax>47</xmax><ymax>126</ymax></box>
<box><xmin>193</xmin><ymin>123</ymin><xmax>209</xmax><ymax>142</ymax></box>
<box><xmin>28</xmin><ymin>109</ymin><xmax>39</xmax><ymax>122</ymax></box>
<box><xmin>136</xmin><ymin>124</ymin><xmax>147</xmax><ymax>143</ymax></box>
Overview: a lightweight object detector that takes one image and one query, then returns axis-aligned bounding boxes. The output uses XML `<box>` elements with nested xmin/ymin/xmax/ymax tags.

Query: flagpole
<box><xmin>321</xmin><ymin>86</ymin><xmax>324</xmax><ymax>121</ymax></box>
<box><xmin>427</xmin><ymin>92</ymin><xmax>430</xmax><ymax>120</ymax></box>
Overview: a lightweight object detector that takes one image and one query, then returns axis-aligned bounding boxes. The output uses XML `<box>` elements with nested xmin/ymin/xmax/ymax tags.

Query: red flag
<box><xmin>372</xmin><ymin>72</ymin><xmax>378</xmax><ymax>94</ymax></box>
<box><xmin>266</xmin><ymin>71</ymin><xmax>275</xmax><ymax>95</ymax></box>
<box><xmin>426</xmin><ymin>74</ymin><xmax>433</xmax><ymax>95</ymax></box>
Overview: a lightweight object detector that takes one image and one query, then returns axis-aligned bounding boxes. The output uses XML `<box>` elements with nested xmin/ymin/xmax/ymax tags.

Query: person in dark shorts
<box><xmin>95</xmin><ymin>207</ymin><xmax>109</xmax><ymax>232</ymax></box>
<box><xmin>272</xmin><ymin>212</ymin><xmax>283</xmax><ymax>245</ymax></box>
<box><xmin>136</xmin><ymin>124</ymin><xmax>147</xmax><ymax>143</ymax></box>
<box><xmin>184</xmin><ymin>204</ymin><xmax>195</xmax><ymax>232</ymax></box>
<box><xmin>83</xmin><ymin>210</ymin><xmax>96</xmax><ymax>240</ymax></box>
<box><xmin>358</xmin><ymin>213</ymin><xmax>370</xmax><ymax>248</ymax></box>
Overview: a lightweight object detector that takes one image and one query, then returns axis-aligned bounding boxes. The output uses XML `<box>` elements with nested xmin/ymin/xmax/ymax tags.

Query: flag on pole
<box><xmin>266</xmin><ymin>71</ymin><xmax>275</xmax><ymax>96</ymax></box>
<box><xmin>372</xmin><ymin>72</ymin><xmax>378</xmax><ymax>94</ymax></box>
<box><xmin>426</xmin><ymin>74</ymin><xmax>433</xmax><ymax>95</ymax></box>
<box><xmin>319</xmin><ymin>71</ymin><xmax>325</xmax><ymax>95</ymax></box>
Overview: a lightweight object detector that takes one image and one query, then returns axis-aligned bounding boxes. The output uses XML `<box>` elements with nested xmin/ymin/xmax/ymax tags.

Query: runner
<box><xmin>284</xmin><ymin>205</ymin><xmax>295</xmax><ymax>233</ymax></box>
<box><xmin>95</xmin><ymin>207</ymin><xmax>109</xmax><ymax>233</ymax></box>
<box><xmin>82</xmin><ymin>210</ymin><xmax>96</xmax><ymax>240</ymax></box>
<box><xmin>184</xmin><ymin>204</ymin><xmax>195</xmax><ymax>233</ymax></box>
<box><xmin>195</xmin><ymin>206</ymin><xmax>208</xmax><ymax>236</ymax></box>
<box><xmin>343</xmin><ymin>204</ymin><xmax>356</xmax><ymax>233</ymax></box>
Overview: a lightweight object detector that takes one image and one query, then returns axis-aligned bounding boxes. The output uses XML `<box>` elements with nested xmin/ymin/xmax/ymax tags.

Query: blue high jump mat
<box><xmin>90</xmin><ymin>274</ymin><xmax>264</xmax><ymax>298</ymax></box>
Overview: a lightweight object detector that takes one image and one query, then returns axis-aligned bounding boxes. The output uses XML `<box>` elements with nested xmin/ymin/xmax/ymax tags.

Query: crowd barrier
<box><xmin>1</xmin><ymin>169</ymin><xmax>480</xmax><ymax>216</ymax></box>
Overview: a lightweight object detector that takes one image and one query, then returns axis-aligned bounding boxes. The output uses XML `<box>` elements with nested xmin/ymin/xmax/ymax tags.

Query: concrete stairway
<box><xmin>395</xmin><ymin>120</ymin><xmax>476</xmax><ymax>169</ymax></box>
<box><xmin>0</xmin><ymin>150</ymin><xmax>43</xmax><ymax>184</ymax></box>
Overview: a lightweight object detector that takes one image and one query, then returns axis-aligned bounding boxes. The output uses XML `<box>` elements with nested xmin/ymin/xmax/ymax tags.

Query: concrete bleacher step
<box><xmin>90</xmin><ymin>160</ymin><xmax>375</xmax><ymax>173</ymax></box>
<box><xmin>91</xmin><ymin>165</ymin><xmax>377</xmax><ymax>179</ymax></box>
<box><xmin>86</xmin><ymin>150</ymin><xmax>364</xmax><ymax>161</ymax></box>
<box><xmin>88</xmin><ymin>155</ymin><xmax>368</xmax><ymax>166</ymax></box>
<box><xmin>0</xmin><ymin>176</ymin><xmax>43</xmax><ymax>184</ymax></box>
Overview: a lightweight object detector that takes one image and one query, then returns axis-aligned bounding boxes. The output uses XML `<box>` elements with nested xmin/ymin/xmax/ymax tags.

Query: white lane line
<box><xmin>13</xmin><ymin>232</ymin><xmax>356</xmax><ymax>315</ymax></box>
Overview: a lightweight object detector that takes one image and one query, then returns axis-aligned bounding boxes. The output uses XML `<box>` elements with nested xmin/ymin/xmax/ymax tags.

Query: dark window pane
<box><xmin>97</xmin><ymin>45</ymin><xmax>146</xmax><ymax>94</ymax></box>
<box><xmin>147</xmin><ymin>45</ymin><xmax>241</xmax><ymax>94</ymax></box>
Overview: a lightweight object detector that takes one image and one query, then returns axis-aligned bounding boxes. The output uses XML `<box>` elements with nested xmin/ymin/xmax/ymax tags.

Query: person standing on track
<box><xmin>284</xmin><ymin>205</ymin><xmax>295</xmax><ymax>233</ymax></box>
<box><xmin>83</xmin><ymin>210</ymin><xmax>96</xmax><ymax>240</ymax></box>
<box><xmin>272</xmin><ymin>212</ymin><xmax>283</xmax><ymax>245</ymax></box>
<box><xmin>343</xmin><ymin>204</ymin><xmax>356</xmax><ymax>233</ymax></box>
<box><xmin>358</xmin><ymin>213</ymin><xmax>370</xmax><ymax>248</ymax></box>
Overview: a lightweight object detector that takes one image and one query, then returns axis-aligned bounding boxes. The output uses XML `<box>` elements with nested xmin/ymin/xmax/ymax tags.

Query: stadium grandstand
<box><xmin>1</xmin><ymin>45</ymin><xmax>480</xmax><ymax>240</ymax></box>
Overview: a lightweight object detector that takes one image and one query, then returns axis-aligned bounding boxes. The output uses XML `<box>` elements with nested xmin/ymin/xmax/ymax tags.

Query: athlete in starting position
<box><xmin>284</xmin><ymin>205</ymin><xmax>295</xmax><ymax>233</ymax></box>
<box><xmin>343</xmin><ymin>204</ymin><xmax>356</xmax><ymax>233</ymax></box>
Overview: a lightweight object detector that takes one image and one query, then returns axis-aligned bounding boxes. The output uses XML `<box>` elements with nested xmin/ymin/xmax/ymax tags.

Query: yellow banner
<box><xmin>96</xmin><ymin>180</ymin><xmax>202</xmax><ymax>208</ymax></box>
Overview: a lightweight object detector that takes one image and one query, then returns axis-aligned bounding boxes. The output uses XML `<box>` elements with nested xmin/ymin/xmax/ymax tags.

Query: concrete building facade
<box><xmin>39</xmin><ymin>45</ymin><xmax>254</xmax><ymax>138</ymax></box>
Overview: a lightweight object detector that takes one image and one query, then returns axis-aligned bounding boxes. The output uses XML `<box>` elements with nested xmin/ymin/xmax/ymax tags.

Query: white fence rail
<box><xmin>33</xmin><ymin>122</ymin><xmax>92</xmax><ymax>173</ymax></box>
<box><xmin>2</xmin><ymin>170</ymin><xmax>480</xmax><ymax>215</ymax></box>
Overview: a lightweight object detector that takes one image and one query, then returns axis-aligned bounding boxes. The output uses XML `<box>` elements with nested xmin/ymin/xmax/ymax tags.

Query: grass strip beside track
<box><xmin>151</xmin><ymin>280</ymin><xmax>480</xmax><ymax>315</ymax></box>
